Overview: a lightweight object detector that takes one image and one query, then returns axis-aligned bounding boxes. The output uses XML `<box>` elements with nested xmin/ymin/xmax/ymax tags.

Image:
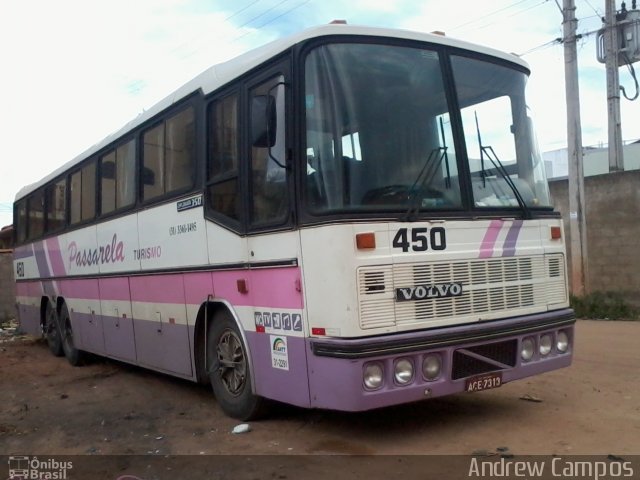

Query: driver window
<box><xmin>249</xmin><ymin>75</ymin><xmax>288</xmax><ymax>226</ymax></box>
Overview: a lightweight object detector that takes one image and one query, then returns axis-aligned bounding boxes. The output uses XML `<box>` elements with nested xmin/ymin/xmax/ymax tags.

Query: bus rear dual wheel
<box><xmin>58</xmin><ymin>303</ymin><xmax>85</xmax><ymax>366</ymax></box>
<box><xmin>207</xmin><ymin>311</ymin><xmax>266</xmax><ymax>420</ymax></box>
<box><xmin>44</xmin><ymin>301</ymin><xmax>63</xmax><ymax>357</ymax></box>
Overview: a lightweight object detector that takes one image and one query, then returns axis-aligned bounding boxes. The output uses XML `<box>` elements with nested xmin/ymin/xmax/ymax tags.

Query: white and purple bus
<box><xmin>13</xmin><ymin>24</ymin><xmax>574</xmax><ymax>420</ymax></box>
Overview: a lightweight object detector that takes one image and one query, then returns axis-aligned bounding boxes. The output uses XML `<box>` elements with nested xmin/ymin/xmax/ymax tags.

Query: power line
<box><xmin>506</xmin><ymin>0</ymin><xmax>550</xmax><ymax>18</ymax></box>
<box><xmin>234</xmin><ymin>0</ymin><xmax>294</xmax><ymax>30</ymax></box>
<box><xmin>225</xmin><ymin>0</ymin><xmax>265</xmax><ymax>22</ymax></box>
<box><xmin>518</xmin><ymin>37</ymin><xmax>563</xmax><ymax>55</ymax></box>
<box><xmin>582</xmin><ymin>0</ymin><xmax>602</xmax><ymax>18</ymax></box>
<box><xmin>449</xmin><ymin>0</ymin><xmax>536</xmax><ymax>31</ymax></box>
<box><xmin>455</xmin><ymin>0</ymin><xmax>551</xmax><ymax>33</ymax></box>
<box><xmin>231</xmin><ymin>0</ymin><xmax>314</xmax><ymax>43</ymax></box>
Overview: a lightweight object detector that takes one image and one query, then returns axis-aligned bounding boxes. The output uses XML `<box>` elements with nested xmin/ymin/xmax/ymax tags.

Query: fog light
<box><xmin>556</xmin><ymin>331</ymin><xmax>569</xmax><ymax>353</ymax></box>
<box><xmin>363</xmin><ymin>363</ymin><xmax>383</xmax><ymax>390</ymax></box>
<box><xmin>539</xmin><ymin>334</ymin><xmax>552</xmax><ymax>356</ymax></box>
<box><xmin>394</xmin><ymin>359</ymin><xmax>414</xmax><ymax>385</ymax></box>
<box><xmin>422</xmin><ymin>355</ymin><xmax>441</xmax><ymax>381</ymax></box>
<box><xmin>521</xmin><ymin>338</ymin><xmax>535</xmax><ymax>361</ymax></box>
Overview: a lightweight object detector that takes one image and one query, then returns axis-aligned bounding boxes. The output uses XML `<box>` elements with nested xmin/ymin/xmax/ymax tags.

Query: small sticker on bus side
<box><xmin>176</xmin><ymin>194</ymin><xmax>203</xmax><ymax>212</ymax></box>
<box><xmin>270</xmin><ymin>335</ymin><xmax>289</xmax><ymax>371</ymax></box>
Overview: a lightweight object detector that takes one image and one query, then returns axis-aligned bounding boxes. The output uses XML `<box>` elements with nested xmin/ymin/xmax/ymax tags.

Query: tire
<box><xmin>59</xmin><ymin>303</ymin><xmax>85</xmax><ymax>366</ymax></box>
<box><xmin>44</xmin><ymin>301</ymin><xmax>63</xmax><ymax>357</ymax></box>
<box><xmin>207</xmin><ymin>311</ymin><xmax>266</xmax><ymax>420</ymax></box>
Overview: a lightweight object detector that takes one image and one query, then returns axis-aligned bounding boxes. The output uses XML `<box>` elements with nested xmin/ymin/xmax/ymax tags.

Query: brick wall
<box><xmin>549</xmin><ymin>170</ymin><xmax>640</xmax><ymax>304</ymax></box>
<box><xmin>0</xmin><ymin>251</ymin><xmax>15</xmax><ymax>321</ymax></box>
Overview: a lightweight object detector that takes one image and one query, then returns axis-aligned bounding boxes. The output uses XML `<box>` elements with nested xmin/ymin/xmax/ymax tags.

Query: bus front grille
<box><xmin>451</xmin><ymin>339</ymin><xmax>518</xmax><ymax>380</ymax></box>
<box><xmin>357</xmin><ymin>254</ymin><xmax>567</xmax><ymax>330</ymax></box>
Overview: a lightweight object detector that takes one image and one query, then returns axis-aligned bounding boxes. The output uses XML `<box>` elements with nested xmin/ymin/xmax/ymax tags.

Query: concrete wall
<box><xmin>0</xmin><ymin>251</ymin><xmax>15</xmax><ymax>321</ymax></box>
<box><xmin>549</xmin><ymin>170</ymin><xmax>640</xmax><ymax>304</ymax></box>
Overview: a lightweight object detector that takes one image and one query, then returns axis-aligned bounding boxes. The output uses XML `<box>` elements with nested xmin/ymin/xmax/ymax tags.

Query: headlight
<box><xmin>422</xmin><ymin>355</ymin><xmax>441</xmax><ymax>381</ymax></box>
<box><xmin>363</xmin><ymin>363</ymin><xmax>383</xmax><ymax>390</ymax></box>
<box><xmin>556</xmin><ymin>331</ymin><xmax>569</xmax><ymax>353</ymax></box>
<box><xmin>394</xmin><ymin>359</ymin><xmax>414</xmax><ymax>385</ymax></box>
<box><xmin>539</xmin><ymin>334</ymin><xmax>552</xmax><ymax>356</ymax></box>
<box><xmin>521</xmin><ymin>338</ymin><xmax>535</xmax><ymax>361</ymax></box>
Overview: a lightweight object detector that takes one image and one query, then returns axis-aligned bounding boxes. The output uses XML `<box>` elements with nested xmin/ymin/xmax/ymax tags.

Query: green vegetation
<box><xmin>570</xmin><ymin>291</ymin><xmax>639</xmax><ymax>320</ymax></box>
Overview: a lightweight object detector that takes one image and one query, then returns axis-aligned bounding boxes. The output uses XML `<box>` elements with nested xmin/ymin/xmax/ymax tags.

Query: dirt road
<box><xmin>0</xmin><ymin>320</ymin><xmax>638</xmax><ymax>477</ymax></box>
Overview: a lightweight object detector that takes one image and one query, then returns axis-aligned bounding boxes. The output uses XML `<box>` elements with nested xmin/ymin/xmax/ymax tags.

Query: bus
<box><xmin>13</xmin><ymin>24</ymin><xmax>574</xmax><ymax>420</ymax></box>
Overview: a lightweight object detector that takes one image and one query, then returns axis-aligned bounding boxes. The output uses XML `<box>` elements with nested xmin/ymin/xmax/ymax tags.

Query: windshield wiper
<box><xmin>402</xmin><ymin>117</ymin><xmax>452</xmax><ymax>221</ymax></box>
<box><xmin>402</xmin><ymin>146</ymin><xmax>447</xmax><ymax>221</ymax></box>
<box><xmin>474</xmin><ymin>112</ymin><xmax>531</xmax><ymax>219</ymax></box>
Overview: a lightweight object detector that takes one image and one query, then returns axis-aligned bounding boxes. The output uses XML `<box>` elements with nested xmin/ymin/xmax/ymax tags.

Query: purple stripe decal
<box><xmin>16</xmin><ymin>282</ymin><xmax>30</xmax><ymax>296</ymax></box>
<box><xmin>45</xmin><ymin>237</ymin><xmax>66</xmax><ymax>276</ymax></box>
<box><xmin>98</xmin><ymin>277</ymin><xmax>131</xmax><ymax>301</ymax></box>
<box><xmin>42</xmin><ymin>280</ymin><xmax>58</xmax><ymax>297</ymax></box>
<box><xmin>20</xmin><ymin>267</ymin><xmax>303</xmax><ymax>309</ymax></box>
<box><xmin>60</xmin><ymin>278</ymin><xmax>100</xmax><ymax>300</ymax></box>
<box><xmin>246</xmin><ymin>332</ymin><xmax>311</xmax><ymax>408</ymax></box>
<box><xmin>130</xmin><ymin>275</ymin><xmax>186</xmax><ymax>304</ymax></box>
<box><xmin>33</xmin><ymin>241</ymin><xmax>51</xmax><ymax>278</ymax></box>
<box><xmin>502</xmin><ymin>220</ymin><xmax>524</xmax><ymax>257</ymax></box>
<box><xmin>14</xmin><ymin>245</ymin><xmax>35</xmax><ymax>260</ymax></box>
<box><xmin>478</xmin><ymin>220</ymin><xmax>503</xmax><ymax>258</ymax></box>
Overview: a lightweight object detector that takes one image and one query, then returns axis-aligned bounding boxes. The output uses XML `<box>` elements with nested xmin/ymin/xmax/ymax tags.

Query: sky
<box><xmin>1</xmin><ymin>0</ymin><xmax>639</xmax><ymax>228</ymax></box>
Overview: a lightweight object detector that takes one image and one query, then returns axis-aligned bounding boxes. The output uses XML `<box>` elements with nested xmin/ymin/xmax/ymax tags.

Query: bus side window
<box><xmin>249</xmin><ymin>75</ymin><xmax>288</xmax><ymax>226</ymax></box>
<box><xmin>16</xmin><ymin>200</ymin><xmax>27</xmax><ymax>243</ymax></box>
<box><xmin>46</xmin><ymin>179</ymin><xmax>66</xmax><ymax>232</ymax></box>
<box><xmin>207</xmin><ymin>93</ymin><xmax>241</xmax><ymax>223</ymax></box>
<box><xmin>27</xmin><ymin>190</ymin><xmax>45</xmax><ymax>240</ymax></box>
<box><xmin>101</xmin><ymin>140</ymin><xmax>136</xmax><ymax>215</ymax></box>
<box><xmin>70</xmin><ymin>161</ymin><xmax>96</xmax><ymax>225</ymax></box>
<box><xmin>143</xmin><ymin>107</ymin><xmax>195</xmax><ymax>201</ymax></box>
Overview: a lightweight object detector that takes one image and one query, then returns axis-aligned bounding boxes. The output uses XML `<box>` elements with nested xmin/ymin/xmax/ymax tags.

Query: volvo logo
<box><xmin>395</xmin><ymin>282</ymin><xmax>463</xmax><ymax>302</ymax></box>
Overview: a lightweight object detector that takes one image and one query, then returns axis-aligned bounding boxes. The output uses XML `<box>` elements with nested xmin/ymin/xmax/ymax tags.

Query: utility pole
<box><xmin>563</xmin><ymin>0</ymin><xmax>589</xmax><ymax>295</ymax></box>
<box><xmin>605</xmin><ymin>0</ymin><xmax>624</xmax><ymax>171</ymax></box>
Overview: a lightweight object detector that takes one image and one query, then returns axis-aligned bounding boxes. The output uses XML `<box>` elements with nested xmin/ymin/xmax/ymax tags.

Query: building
<box><xmin>543</xmin><ymin>139</ymin><xmax>640</xmax><ymax>179</ymax></box>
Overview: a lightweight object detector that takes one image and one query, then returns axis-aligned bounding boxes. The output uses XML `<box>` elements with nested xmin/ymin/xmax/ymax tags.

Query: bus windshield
<box><xmin>303</xmin><ymin>42</ymin><xmax>551</xmax><ymax>216</ymax></box>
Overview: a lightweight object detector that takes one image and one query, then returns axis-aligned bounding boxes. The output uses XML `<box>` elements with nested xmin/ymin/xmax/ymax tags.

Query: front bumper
<box><xmin>307</xmin><ymin>308</ymin><xmax>574</xmax><ymax>411</ymax></box>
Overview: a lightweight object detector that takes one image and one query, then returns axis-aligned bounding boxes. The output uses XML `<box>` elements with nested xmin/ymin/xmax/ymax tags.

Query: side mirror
<box><xmin>251</xmin><ymin>95</ymin><xmax>277</xmax><ymax>148</ymax></box>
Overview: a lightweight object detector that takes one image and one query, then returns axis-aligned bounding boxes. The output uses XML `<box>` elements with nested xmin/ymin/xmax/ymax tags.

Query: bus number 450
<box><xmin>392</xmin><ymin>227</ymin><xmax>446</xmax><ymax>252</ymax></box>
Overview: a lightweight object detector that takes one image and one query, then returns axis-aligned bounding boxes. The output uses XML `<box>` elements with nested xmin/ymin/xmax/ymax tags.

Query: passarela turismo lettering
<box><xmin>133</xmin><ymin>245</ymin><xmax>162</xmax><ymax>260</ymax></box>
<box><xmin>68</xmin><ymin>234</ymin><xmax>124</xmax><ymax>267</ymax></box>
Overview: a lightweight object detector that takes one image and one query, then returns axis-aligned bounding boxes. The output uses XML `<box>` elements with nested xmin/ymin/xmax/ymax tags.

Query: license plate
<box><xmin>465</xmin><ymin>372</ymin><xmax>503</xmax><ymax>392</ymax></box>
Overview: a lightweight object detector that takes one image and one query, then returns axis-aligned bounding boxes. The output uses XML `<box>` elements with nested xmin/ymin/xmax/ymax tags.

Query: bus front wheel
<box><xmin>207</xmin><ymin>312</ymin><xmax>266</xmax><ymax>420</ymax></box>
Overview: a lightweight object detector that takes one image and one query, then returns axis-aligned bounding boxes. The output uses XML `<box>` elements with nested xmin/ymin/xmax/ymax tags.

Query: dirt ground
<box><xmin>0</xmin><ymin>319</ymin><xmax>638</xmax><ymax>478</ymax></box>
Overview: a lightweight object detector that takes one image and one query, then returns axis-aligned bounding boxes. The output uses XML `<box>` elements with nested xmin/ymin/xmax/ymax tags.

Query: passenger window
<box><xmin>143</xmin><ymin>107</ymin><xmax>195</xmax><ymax>201</ymax></box>
<box><xmin>70</xmin><ymin>161</ymin><xmax>96</xmax><ymax>224</ymax></box>
<box><xmin>208</xmin><ymin>94</ymin><xmax>240</xmax><ymax>222</ymax></box>
<box><xmin>70</xmin><ymin>171</ymin><xmax>82</xmax><ymax>224</ymax></box>
<box><xmin>116</xmin><ymin>141</ymin><xmax>136</xmax><ymax>208</ymax></box>
<box><xmin>46</xmin><ymin>179</ymin><xmax>66</xmax><ymax>232</ymax></box>
<box><xmin>81</xmin><ymin>162</ymin><xmax>96</xmax><ymax>221</ymax></box>
<box><xmin>101</xmin><ymin>139</ymin><xmax>135</xmax><ymax>215</ymax></box>
<box><xmin>249</xmin><ymin>75</ymin><xmax>288</xmax><ymax>225</ymax></box>
<box><xmin>101</xmin><ymin>151</ymin><xmax>117</xmax><ymax>214</ymax></box>
<box><xmin>16</xmin><ymin>201</ymin><xmax>27</xmax><ymax>243</ymax></box>
<box><xmin>27</xmin><ymin>191</ymin><xmax>45</xmax><ymax>239</ymax></box>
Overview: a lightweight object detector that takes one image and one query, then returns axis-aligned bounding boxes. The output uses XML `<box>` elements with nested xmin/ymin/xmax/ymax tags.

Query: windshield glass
<box><xmin>304</xmin><ymin>43</ymin><xmax>462</xmax><ymax>214</ymax></box>
<box><xmin>452</xmin><ymin>55</ymin><xmax>552</xmax><ymax>209</ymax></box>
<box><xmin>303</xmin><ymin>42</ymin><xmax>552</xmax><ymax>216</ymax></box>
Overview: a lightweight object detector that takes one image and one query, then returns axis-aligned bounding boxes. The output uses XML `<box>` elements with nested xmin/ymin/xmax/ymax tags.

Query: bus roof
<box><xmin>15</xmin><ymin>23</ymin><xmax>529</xmax><ymax>201</ymax></box>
